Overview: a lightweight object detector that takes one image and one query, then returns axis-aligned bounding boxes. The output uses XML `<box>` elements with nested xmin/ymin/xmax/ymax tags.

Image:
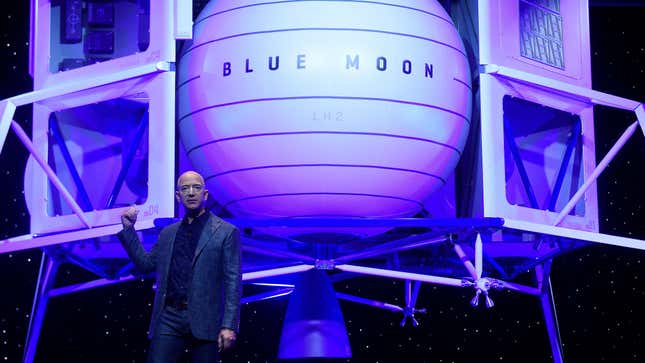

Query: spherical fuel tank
<box><xmin>177</xmin><ymin>0</ymin><xmax>471</xmax><ymax>221</ymax></box>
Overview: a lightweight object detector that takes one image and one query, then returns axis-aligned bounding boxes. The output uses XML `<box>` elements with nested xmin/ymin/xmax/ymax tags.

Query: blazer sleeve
<box><xmin>117</xmin><ymin>226</ymin><xmax>158</xmax><ymax>274</ymax></box>
<box><xmin>220</xmin><ymin>227</ymin><xmax>242</xmax><ymax>332</ymax></box>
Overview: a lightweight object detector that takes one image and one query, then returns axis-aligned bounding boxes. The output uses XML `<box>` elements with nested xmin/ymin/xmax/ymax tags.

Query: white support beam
<box><xmin>336</xmin><ymin>264</ymin><xmax>465</xmax><ymax>287</ymax></box>
<box><xmin>504</xmin><ymin>219</ymin><xmax>645</xmax><ymax>250</ymax></box>
<box><xmin>483</xmin><ymin>64</ymin><xmax>642</xmax><ymax>110</ymax></box>
<box><xmin>5</xmin><ymin>62</ymin><xmax>170</xmax><ymax>108</ymax></box>
<box><xmin>453</xmin><ymin>243</ymin><xmax>478</xmax><ymax>280</ymax></box>
<box><xmin>242</xmin><ymin>265</ymin><xmax>314</xmax><ymax>281</ymax></box>
<box><xmin>0</xmin><ymin>100</ymin><xmax>16</xmax><ymax>155</ymax></box>
<box><xmin>10</xmin><ymin>120</ymin><xmax>91</xmax><ymax>229</ymax></box>
<box><xmin>554</xmin><ymin>121</ymin><xmax>639</xmax><ymax>226</ymax></box>
<box><xmin>635</xmin><ymin>103</ymin><xmax>645</xmax><ymax>137</ymax></box>
<box><xmin>0</xmin><ymin>219</ymin><xmax>156</xmax><ymax>254</ymax></box>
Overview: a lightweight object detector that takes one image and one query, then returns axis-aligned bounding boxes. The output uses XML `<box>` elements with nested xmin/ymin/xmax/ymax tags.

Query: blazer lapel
<box><xmin>192</xmin><ymin>213</ymin><xmax>223</xmax><ymax>267</ymax></box>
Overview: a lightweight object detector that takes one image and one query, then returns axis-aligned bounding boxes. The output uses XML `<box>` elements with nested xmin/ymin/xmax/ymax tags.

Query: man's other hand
<box><xmin>218</xmin><ymin>328</ymin><xmax>236</xmax><ymax>351</ymax></box>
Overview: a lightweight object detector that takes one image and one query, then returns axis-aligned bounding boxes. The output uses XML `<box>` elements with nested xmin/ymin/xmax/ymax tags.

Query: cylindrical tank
<box><xmin>177</xmin><ymin>0</ymin><xmax>471</xmax><ymax>223</ymax></box>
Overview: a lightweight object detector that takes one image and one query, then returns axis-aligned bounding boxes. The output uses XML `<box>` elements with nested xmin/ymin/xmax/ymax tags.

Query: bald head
<box><xmin>177</xmin><ymin>171</ymin><xmax>205</xmax><ymax>188</ymax></box>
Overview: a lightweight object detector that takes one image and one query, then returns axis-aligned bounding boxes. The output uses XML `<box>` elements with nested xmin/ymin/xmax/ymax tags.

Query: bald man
<box><xmin>118</xmin><ymin>171</ymin><xmax>241</xmax><ymax>362</ymax></box>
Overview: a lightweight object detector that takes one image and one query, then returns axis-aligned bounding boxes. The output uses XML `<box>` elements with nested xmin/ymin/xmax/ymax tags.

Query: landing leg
<box><xmin>23</xmin><ymin>252</ymin><xmax>59</xmax><ymax>363</ymax></box>
<box><xmin>537</xmin><ymin>262</ymin><xmax>564</xmax><ymax>363</ymax></box>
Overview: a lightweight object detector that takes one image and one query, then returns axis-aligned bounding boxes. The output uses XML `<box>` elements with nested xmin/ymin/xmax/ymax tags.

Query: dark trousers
<box><xmin>148</xmin><ymin>306</ymin><xmax>220</xmax><ymax>363</ymax></box>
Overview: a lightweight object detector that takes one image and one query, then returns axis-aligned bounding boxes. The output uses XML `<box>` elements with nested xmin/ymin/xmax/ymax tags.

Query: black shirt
<box><xmin>166</xmin><ymin>211</ymin><xmax>209</xmax><ymax>303</ymax></box>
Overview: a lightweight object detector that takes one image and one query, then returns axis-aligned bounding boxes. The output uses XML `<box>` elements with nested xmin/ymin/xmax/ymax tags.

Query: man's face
<box><xmin>175</xmin><ymin>172</ymin><xmax>208</xmax><ymax>212</ymax></box>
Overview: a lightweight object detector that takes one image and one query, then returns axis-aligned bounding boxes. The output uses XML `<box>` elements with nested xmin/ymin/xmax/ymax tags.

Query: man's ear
<box><xmin>203</xmin><ymin>189</ymin><xmax>209</xmax><ymax>201</ymax></box>
<box><xmin>175</xmin><ymin>191</ymin><xmax>181</xmax><ymax>203</ymax></box>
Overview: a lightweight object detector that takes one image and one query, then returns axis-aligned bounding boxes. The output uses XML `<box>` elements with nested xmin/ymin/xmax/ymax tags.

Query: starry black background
<box><xmin>1</xmin><ymin>2</ymin><xmax>644</xmax><ymax>363</ymax></box>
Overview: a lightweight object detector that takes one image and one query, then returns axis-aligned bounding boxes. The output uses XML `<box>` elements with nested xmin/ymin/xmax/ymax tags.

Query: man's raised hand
<box><xmin>121</xmin><ymin>206</ymin><xmax>138</xmax><ymax>229</ymax></box>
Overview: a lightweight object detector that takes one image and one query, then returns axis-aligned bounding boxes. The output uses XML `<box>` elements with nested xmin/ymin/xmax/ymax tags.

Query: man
<box><xmin>117</xmin><ymin>171</ymin><xmax>241</xmax><ymax>362</ymax></box>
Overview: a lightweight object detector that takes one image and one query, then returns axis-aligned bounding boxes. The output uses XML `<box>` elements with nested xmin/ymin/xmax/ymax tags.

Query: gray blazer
<box><xmin>117</xmin><ymin>212</ymin><xmax>241</xmax><ymax>340</ymax></box>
